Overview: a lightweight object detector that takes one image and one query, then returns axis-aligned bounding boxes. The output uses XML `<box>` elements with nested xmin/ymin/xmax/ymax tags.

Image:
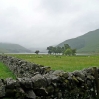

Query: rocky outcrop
<box><xmin>0</xmin><ymin>55</ymin><xmax>99</xmax><ymax>99</ymax></box>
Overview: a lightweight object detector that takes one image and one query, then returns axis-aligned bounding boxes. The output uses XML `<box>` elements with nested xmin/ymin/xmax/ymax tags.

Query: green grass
<box><xmin>7</xmin><ymin>54</ymin><xmax>99</xmax><ymax>72</ymax></box>
<box><xmin>1</xmin><ymin>54</ymin><xmax>99</xmax><ymax>79</ymax></box>
<box><xmin>0</xmin><ymin>62</ymin><xmax>16</xmax><ymax>79</ymax></box>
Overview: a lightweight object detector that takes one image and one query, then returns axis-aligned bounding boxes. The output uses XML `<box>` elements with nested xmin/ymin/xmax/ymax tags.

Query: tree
<box><xmin>62</xmin><ymin>44</ymin><xmax>71</xmax><ymax>54</ymax></box>
<box><xmin>64</xmin><ymin>48</ymin><xmax>72</xmax><ymax>56</ymax></box>
<box><xmin>64</xmin><ymin>44</ymin><xmax>71</xmax><ymax>49</ymax></box>
<box><xmin>35</xmin><ymin>50</ymin><xmax>39</xmax><ymax>54</ymax></box>
<box><xmin>53</xmin><ymin>47</ymin><xmax>57</xmax><ymax>55</ymax></box>
<box><xmin>47</xmin><ymin>46</ymin><xmax>62</xmax><ymax>55</ymax></box>
<box><xmin>47</xmin><ymin>44</ymin><xmax>76</xmax><ymax>56</ymax></box>
<box><xmin>72</xmin><ymin>49</ymin><xmax>76</xmax><ymax>55</ymax></box>
<box><xmin>56</xmin><ymin>46</ymin><xmax>62</xmax><ymax>55</ymax></box>
<box><xmin>48</xmin><ymin>50</ymin><xmax>52</xmax><ymax>55</ymax></box>
<box><xmin>47</xmin><ymin>46</ymin><xmax>54</xmax><ymax>54</ymax></box>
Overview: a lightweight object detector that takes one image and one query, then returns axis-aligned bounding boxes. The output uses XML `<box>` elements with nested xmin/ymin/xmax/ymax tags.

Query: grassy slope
<box><xmin>8</xmin><ymin>54</ymin><xmax>99</xmax><ymax>72</ymax></box>
<box><xmin>57</xmin><ymin>29</ymin><xmax>99</xmax><ymax>53</ymax></box>
<box><xmin>0</xmin><ymin>62</ymin><xmax>16</xmax><ymax>79</ymax></box>
<box><xmin>0</xmin><ymin>43</ymin><xmax>31</xmax><ymax>53</ymax></box>
<box><xmin>0</xmin><ymin>48</ymin><xmax>9</xmax><ymax>53</ymax></box>
<box><xmin>77</xmin><ymin>30</ymin><xmax>99</xmax><ymax>53</ymax></box>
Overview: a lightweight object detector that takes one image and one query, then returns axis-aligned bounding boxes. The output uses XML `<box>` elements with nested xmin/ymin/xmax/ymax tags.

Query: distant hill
<box><xmin>0</xmin><ymin>43</ymin><xmax>31</xmax><ymax>53</ymax></box>
<box><xmin>57</xmin><ymin>29</ymin><xmax>99</xmax><ymax>53</ymax></box>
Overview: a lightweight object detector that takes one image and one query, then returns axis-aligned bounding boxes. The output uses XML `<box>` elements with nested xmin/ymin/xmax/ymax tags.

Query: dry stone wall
<box><xmin>0</xmin><ymin>55</ymin><xmax>51</xmax><ymax>78</ymax></box>
<box><xmin>0</xmin><ymin>55</ymin><xmax>99</xmax><ymax>99</ymax></box>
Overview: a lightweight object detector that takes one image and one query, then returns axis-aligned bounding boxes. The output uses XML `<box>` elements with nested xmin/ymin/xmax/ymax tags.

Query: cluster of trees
<box><xmin>47</xmin><ymin>44</ymin><xmax>76</xmax><ymax>56</ymax></box>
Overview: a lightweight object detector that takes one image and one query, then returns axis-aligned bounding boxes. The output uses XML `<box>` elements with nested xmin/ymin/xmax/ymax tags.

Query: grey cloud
<box><xmin>41</xmin><ymin>0</ymin><xmax>67</xmax><ymax>13</ymax></box>
<box><xmin>40</xmin><ymin>0</ymin><xmax>82</xmax><ymax>15</ymax></box>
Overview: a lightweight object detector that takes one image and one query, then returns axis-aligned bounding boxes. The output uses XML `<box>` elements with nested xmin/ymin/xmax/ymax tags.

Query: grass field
<box><xmin>1</xmin><ymin>54</ymin><xmax>99</xmax><ymax>79</ymax></box>
<box><xmin>0</xmin><ymin>62</ymin><xmax>16</xmax><ymax>79</ymax></box>
<box><xmin>8</xmin><ymin>54</ymin><xmax>99</xmax><ymax>72</ymax></box>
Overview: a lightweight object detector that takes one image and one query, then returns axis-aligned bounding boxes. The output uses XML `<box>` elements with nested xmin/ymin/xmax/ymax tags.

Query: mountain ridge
<box><xmin>0</xmin><ymin>42</ymin><xmax>32</xmax><ymax>53</ymax></box>
<box><xmin>57</xmin><ymin>29</ymin><xmax>99</xmax><ymax>53</ymax></box>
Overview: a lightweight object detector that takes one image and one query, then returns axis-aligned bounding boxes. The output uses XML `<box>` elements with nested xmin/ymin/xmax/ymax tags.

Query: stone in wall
<box><xmin>0</xmin><ymin>79</ymin><xmax>5</xmax><ymax>97</ymax></box>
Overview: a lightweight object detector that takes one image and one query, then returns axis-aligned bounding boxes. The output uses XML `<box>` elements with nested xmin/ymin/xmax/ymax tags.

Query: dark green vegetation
<box><xmin>57</xmin><ymin>29</ymin><xmax>99</xmax><ymax>53</ymax></box>
<box><xmin>0</xmin><ymin>62</ymin><xmax>16</xmax><ymax>79</ymax></box>
<box><xmin>8</xmin><ymin>54</ymin><xmax>99</xmax><ymax>72</ymax></box>
<box><xmin>47</xmin><ymin>44</ymin><xmax>76</xmax><ymax>55</ymax></box>
<box><xmin>35</xmin><ymin>50</ymin><xmax>40</xmax><ymax>54</ymax></box>
<box><xmin>0</xmin><ymin>42</ymin><xmax>31</xmax><ymax>53</ymax></box>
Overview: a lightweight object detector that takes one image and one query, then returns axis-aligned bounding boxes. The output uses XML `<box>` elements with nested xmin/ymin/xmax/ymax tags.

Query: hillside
<box><xmin>0</xmin><ymin>43</ymin><xmax>31</xmax><ymax>53</ymax></box>
<box><xmin>57</xmin><ymin>29</ymin><xmax>99</xmax><ymax>53</ymax></box>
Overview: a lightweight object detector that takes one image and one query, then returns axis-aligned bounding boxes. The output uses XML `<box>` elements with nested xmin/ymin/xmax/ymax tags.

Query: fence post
<box><xmin>93</xmin><ymin>67</ymin><xmax>99</xmax><ymax>99</ymax></box>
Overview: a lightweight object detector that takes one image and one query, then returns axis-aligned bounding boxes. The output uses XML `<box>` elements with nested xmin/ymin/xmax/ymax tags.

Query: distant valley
<box><xmin>0</xmin><ymin>29</ymin><xmax>99</xmax><ymax>54</ymax></box>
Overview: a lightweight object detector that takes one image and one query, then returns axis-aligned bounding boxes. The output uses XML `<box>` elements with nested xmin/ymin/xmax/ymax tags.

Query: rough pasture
<box><xmin>7</xmin><ymin>54</ymin><xmax>99</xmax><ymax>71</ymax></box>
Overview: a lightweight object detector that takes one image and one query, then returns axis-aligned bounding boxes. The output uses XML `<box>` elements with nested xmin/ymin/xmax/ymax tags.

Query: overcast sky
<box><xmin>0</xmin><ymin>0</ymin><xmax>99</xmax><ymax>48</ymax></box>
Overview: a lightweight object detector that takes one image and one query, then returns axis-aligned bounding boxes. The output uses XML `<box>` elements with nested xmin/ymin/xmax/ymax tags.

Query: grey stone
<box><xmin>0</xmin><ymin>79</ymin><xmax>5</xmax><ymax>97</ymax></box>
<box><xmin>31</xmin><ymin>74</ymin><xmax>47</xmax><ymax>89</ymax></box>
<box><xmin>6</xmin><ymin>78</ymin><xmax>18</xmax><ymax>89</ymax></box>
<box><xmin>26</xmin><ymin>90</ymin><xmax>36</xmax><ymax>99</ymax></box>
<box><xmin>34</xmin><ymin>88</ymin><xmax>48</xmax><ymax>96</ymax></box>
<box><xmin>52</xmin><ymin>70</ymin><xmax>64</xmax><ymax>76</ymax></box>
<box><xmin>18</xmin><ymin>77</ymin><xmax>33</xmax><ymax>88</ymax></box>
